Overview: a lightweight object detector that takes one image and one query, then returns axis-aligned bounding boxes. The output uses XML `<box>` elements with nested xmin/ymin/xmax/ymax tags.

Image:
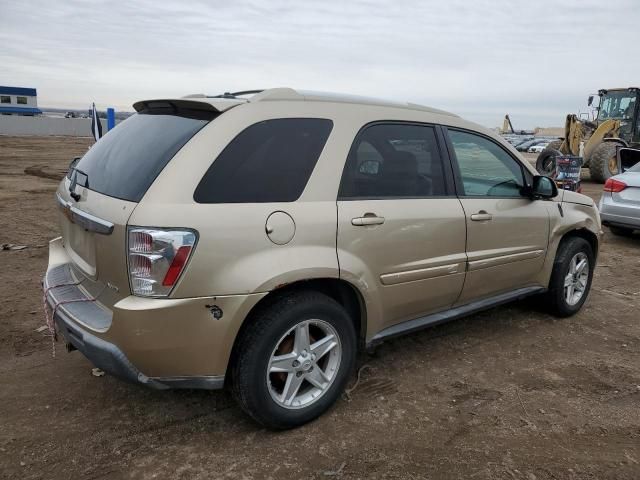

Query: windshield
<box><xmin>598</xmin><ymin>91</ymin><xmax>637</xmax><ymax>121</ymax></box>
<box><xmin>73</xmin><ymin>109</ymin><xmax>212</xmax><ymax>202</ymax></box>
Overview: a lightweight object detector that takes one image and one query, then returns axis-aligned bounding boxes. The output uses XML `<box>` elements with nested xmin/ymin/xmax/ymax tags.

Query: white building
<box><xmin>0</xmin><ymin>86</ymin><xmax>42</xmax><ymax>116</ymax></box>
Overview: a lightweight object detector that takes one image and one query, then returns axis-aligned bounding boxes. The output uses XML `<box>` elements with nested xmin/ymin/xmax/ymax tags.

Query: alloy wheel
<box><xmin>564</xmin><ymin>252</ymin><xmax>589</xmax><ymax>306</ymax></box>
<box><xmin>267</xmin><ymin>319</ymin><xmax>342</xmax><ymax>409</ymax></box>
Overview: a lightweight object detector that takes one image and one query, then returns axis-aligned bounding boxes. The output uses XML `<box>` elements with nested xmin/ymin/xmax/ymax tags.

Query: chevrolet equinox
<box><xmin>45</xmin><ymin>88</ymin><xmax>602</xmax><ymax>429</ymax></box>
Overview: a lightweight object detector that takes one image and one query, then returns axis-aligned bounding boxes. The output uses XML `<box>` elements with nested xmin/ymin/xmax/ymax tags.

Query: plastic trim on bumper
<box><xmin>599</xmin><ymin>198</ymin><xmax>640</xmax><ymax>229</ymax></box>
<box><xmin>600</xmin><ymin>212</ymin><xmax>640</xmax><ymax>230</ymax></box>
<box><xmin>53</xmin><ymin>299</ymin><xmax>225</xmax><ymax>390</ymax></box>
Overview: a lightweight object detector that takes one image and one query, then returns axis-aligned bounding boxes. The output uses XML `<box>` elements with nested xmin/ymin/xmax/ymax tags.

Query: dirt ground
<box><xmin>0</xmin><ymin>136</ymin><xmax>638</xmax><ymax>480</ymax></box>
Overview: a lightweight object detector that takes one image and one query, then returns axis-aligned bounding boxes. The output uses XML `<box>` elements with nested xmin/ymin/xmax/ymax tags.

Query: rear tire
<box><xmin>589</xmin><ymin>142</ymin><xmax>619</xmax><ymax>183</ymax></box>
<box><xmin>535</xmin><ymin>140</ymin><xmax>563</xmax><ymax>176</ymax></box>
<box><xmin>230</xmin><ymin>290</ymin><xmax>357</xmax><ymax>429</ymax></box>
<box><xmin>543</xmin><ymin>237</ymin><xmax>595</xmax><ymax>317</ymax></box>
<box><xmin>609</xmin><ymin>225</ymin><xmax>634</xmax><ymax>236</ymax></box>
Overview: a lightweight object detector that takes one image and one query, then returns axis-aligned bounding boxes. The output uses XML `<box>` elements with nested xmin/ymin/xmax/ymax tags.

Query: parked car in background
<box><xmin>503</xmin><ymin>135</ymin><xmax>533</xmax><ymax>146</ymax></box>
<box><xmin>45</xmin><ymin>88</ymin><xmax>602</xmax><ymax>429</ymax></box>
<box><xmin>512</xmin><ymin>137</ymin><xmax>534</xmax><ymax>148</ymax></box>
<box><xmin>598</xmin><ymin>162</ymin><xmax>640</xmax><ymax>235</ymax></box>
<box><xmin>516</xmin><ymin>138</ymin><xmax>545</xmax><ymax>151</ymax></box>
<box><xmin>529</xmin><ymin>142</ymin><xmax>550</xmax><ymax>153</ymax></box>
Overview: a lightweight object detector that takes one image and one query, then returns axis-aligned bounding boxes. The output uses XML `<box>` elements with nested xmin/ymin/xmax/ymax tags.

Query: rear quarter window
<box><xmin>194</xmin><ymin>118</ymin><xmax>333</xmax><ymax>203</ymax></box>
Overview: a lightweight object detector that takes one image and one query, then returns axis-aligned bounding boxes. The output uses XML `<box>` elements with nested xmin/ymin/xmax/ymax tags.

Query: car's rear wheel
<box><xmin>230</xmin><ymin>291</ymin><xmax>357</xmax><ymax>429</ymax></box>
<box><xmin>543</xmin><ymin>237</ymin><xmax>595</xmax><ymax>317</ymax></box>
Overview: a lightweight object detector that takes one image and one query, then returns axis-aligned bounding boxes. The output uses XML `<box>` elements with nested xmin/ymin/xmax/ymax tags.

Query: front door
<box><xmin>337</xmin><ymin>123</ymin><xmax>467</xmax><ymax>332</ymax></box>
<box><xmin>444</xmin><ymin>128</ymin><xmax>551</xmax><ymax>304</ymax></box>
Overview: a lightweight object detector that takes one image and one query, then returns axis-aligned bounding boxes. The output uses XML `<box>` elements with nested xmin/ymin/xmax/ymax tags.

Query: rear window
<box><xmin>194</xmin><ymin>118</ymin><xmax>333</xmax><ymax>203</ymax></box>
<box><xmin>73</xmin><ymin>108</ymin><xmax>212</xmax><ymax>202</ymax></box>
<box><xmin>629</xmin><ymin>160</ymin><xmax>640</xmax><ymax>172</ymax></box>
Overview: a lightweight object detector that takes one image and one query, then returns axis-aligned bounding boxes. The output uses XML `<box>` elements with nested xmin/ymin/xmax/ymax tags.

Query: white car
<box><xmin>529</xmin><ymin>142</ymin><xmax>550</xmax><ymax>153</ymax></box>
<box><xmin>598</xmin><ymin>164</ymin><xmax>640</xmax><ymax>235</ymax></box>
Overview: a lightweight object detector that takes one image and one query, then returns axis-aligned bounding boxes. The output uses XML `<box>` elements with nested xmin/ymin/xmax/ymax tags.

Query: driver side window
<box><xmin>448</xmin><ymin>130</ymin><xmax>525</xmax><ymax>197</ymax></box>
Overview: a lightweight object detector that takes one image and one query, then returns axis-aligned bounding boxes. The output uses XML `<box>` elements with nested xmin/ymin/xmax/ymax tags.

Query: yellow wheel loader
<box><xmin>536</xmin><ymin>87</ymin><xmax>640</xmax><ymax>183</ymax></box>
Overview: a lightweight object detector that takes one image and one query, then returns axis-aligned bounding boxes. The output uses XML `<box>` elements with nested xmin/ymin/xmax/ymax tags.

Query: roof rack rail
<box><xmin>210</xmin><ymin>90</ymin><xmax>264</xmax><ymax>99</ymax></box>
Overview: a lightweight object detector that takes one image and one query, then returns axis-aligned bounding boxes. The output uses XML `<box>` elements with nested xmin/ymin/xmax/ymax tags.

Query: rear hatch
<box><xmin>55</xmin><ymin>99</ymin><xmax>235</xmax><ymax>309</ymax></box>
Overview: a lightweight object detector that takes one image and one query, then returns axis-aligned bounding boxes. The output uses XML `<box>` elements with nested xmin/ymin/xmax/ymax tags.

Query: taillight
<box><xmin>127</xmin><ymin>228</ymin><xmax>197</xmax><ymax>297</ymax></box>
<box><xmin>603</xmin><ymin>178</ymin><xmax>627</xmax><ymax>193</ymax></box>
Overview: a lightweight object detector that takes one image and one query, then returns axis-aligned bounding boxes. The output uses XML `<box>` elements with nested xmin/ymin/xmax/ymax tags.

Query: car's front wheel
<box><xmin>230</xmin><ymin>291</ymin><xmax>357</xmax><ymax>429</ymax></box>
<box><xmin>543</xmin><ymin>237</ymin><xmax>595</xmax><ymax>317</ymax></box>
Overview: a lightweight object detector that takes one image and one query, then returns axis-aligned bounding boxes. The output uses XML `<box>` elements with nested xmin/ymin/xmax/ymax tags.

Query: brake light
<box><xmin>162</xmin><ymin>245</ymin><xmax>193</xmax><ymax>286</ymax></box>
<box><xmin>603</xmin><ymin>178</ymin><xmax>627</xmax><ymax>193</ymax></box>
<box><xmin>127</xmin><ymin>228</ymin><xmax>197</xmax><ymax>297</ymax></box>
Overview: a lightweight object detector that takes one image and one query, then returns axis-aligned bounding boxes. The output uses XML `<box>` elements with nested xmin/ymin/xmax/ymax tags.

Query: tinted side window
<box><xmin>339</xmin><ymin>124</ymin><xmax>447</xmax><ymax>198</ymax></box>
<box><xmin>194</xmin><ymin>118</ymin><xmax>333</xmax><ymax>203</ymax></box>
<box><xmin>448</xmin><ymin>130</ymin><xmax>525</xmax><ymax>197</ymax></box>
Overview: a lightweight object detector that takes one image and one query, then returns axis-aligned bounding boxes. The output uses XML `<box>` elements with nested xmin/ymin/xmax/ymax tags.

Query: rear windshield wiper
<box><xmin>69</xmin><ymin>166</ymin><xmax>89</xmax><ymax>202</ymax></box>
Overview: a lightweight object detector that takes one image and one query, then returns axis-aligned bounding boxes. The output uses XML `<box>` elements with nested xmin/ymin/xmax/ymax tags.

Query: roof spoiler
<box><xmin>132</xmin><ymin>99</ymin><xmax>224</xmax><ymax>113</ymax></box>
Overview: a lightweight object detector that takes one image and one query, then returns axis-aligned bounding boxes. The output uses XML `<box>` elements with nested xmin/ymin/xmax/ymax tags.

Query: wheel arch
<box><xmin>225</xmin><ymin>277</ymin><xmax>367</xmax><ymax>380</ymax></box>
<box><xmin>558</xmin><ymin>227</ymin><xmax>599</xmax><ymax>260</ymax></box>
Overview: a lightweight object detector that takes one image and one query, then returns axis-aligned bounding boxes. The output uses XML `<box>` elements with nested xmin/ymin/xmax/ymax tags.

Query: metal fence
<box><xmin>0</xmin><ymin>116</ymin><xmax>114</xmax><ymax>137</ymax></box>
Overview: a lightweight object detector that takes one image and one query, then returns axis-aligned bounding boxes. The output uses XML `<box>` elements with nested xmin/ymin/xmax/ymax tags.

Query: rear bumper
<box><xmin>55</xmin><ymin>306</ymin><xmax>169</xmax><ymax>389</ymax></box>
<box><xmin>49</xmin><ymin>289</ymin><xmax>225</xmax><ymax>390</ymax></box>
<box><xmin>601</xmin><ymin>216</ymin><xmax>640</xmax><ymax>230</ymax></box>
<box><xmin>45</xmin><ymin>237</ymin><xmax>266</xmax><ymax>389</ymax></box>
<box><xmin>598</xmin><ymin>194</ymin><xmax>640</xmax><ymax>229</ymax></box>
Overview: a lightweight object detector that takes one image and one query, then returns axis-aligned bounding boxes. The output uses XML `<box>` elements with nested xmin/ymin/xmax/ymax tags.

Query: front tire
<box><xmin>230</xmin><ymin>291</ymin><xmax>357</xmax><ymax>429</ymax></box>
<box><xmin>589</xmin><ymin>142</ymin><xmax>619</xmax><ymax>183</ymax></box>
<box><xmin>543</xmin><ymin>237</ymin><xmax>595</xmax><ymax>317</ymax></box>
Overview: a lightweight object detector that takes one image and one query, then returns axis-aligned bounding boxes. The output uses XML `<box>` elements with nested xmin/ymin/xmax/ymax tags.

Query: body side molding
<box><xmin>368</xmin><ymin>286</ymin><xmax>545</xmax><ymax>346</ymax></box>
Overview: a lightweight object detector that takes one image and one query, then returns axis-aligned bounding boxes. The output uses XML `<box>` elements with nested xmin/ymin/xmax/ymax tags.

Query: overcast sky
<box><xmin>1</xmin><ymin>0</ymin><xmax>638</xmax><ymax>128</ymax></box>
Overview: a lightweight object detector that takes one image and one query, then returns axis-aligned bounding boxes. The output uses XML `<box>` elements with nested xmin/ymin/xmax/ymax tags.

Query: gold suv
<box><xmin>45</xmin><ymin>88</ymin><xmax>601</xmax><ymax>428</ymax></box>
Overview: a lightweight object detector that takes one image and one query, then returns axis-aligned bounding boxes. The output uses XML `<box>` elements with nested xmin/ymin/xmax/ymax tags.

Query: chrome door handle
<box><xmin>470</xmin><ymin>211</ymin><xmax>493</xmax><ymax>221</ymax></box>
<box><xmin>352</xmin><ymin>215</ymin><xmax>385</xmax><ymax>226</ymax></box>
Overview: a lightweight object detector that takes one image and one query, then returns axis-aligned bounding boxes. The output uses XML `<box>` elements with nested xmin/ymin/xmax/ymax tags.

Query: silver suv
<box><xmin>45</xmin><ymin>88</ymin><xmax>602</xmax><ymax>428</ymax></box>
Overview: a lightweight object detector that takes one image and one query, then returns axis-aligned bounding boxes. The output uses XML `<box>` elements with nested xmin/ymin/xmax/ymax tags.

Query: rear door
<box><xmin>337</xmin><ymin>123</ymin><xmax>467</xmax><ymax>330</ymax></box>
<box><xmin>444</xmin><ymin>128</ymin><xmax>550</xmax><ymax>304</ymax></box>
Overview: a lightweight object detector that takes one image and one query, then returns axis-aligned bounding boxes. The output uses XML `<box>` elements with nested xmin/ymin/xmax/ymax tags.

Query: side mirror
<box><xmin>588</xmin><ymin>95</ymin><xmax>594</xmax><ymax>106</ymax></box>
<box><xmin>531</xmin><ymin>175</ymin><xmax>558</xmax><ymax>199</ymax></box>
